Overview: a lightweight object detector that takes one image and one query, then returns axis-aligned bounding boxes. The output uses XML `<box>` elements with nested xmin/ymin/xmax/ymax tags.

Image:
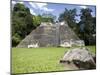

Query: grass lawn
<box><xmin>12</xmin><ymin>46</ymin><xmax>96</xmax><ymax>74</ymax></box>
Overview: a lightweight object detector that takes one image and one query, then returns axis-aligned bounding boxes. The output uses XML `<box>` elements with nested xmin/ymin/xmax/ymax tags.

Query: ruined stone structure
<box><xmin>17</xmin><ymin>22</ymin><xmax>84</xmax><ymax>48</ymax></box>
<box><xmin>60</xmin><ymin>47</ymin><xmax>96</xmax><ymax>69</ymax></box>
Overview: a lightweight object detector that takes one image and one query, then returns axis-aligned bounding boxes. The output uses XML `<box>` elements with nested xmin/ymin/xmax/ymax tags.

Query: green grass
<box><xmin>86</xmin><ymin>46</ymin><xmax>96</xmax><ymax>54</ymax></box>
<box><xmin>12</xmin><ymin>46</ymin><xmax>96</xmax><ymax>74</ymax></box>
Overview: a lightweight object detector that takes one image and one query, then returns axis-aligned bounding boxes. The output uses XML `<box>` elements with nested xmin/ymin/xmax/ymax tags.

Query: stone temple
<box><xmin>17</xmin><ymin>21</ymin><xmax>84</xmax><ymax>47</ymax></box>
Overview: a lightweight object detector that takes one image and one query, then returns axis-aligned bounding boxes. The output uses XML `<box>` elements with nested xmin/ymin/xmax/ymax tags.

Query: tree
<box><xmin>33</xmin><ymin>15</ymin><xmax>41</xmax><ymax>27</ymax></box>
<box><xmin>79</xmin><ymin>8</ymin><xmax>96</xmax><ymax>45</ymax></box>
<box><xmin>41</xmin><ymin>13</ymin><xmax>56</xmax><ymax>23</ymax></box>
<box><xmin>12</xmin><ymin>3</ymin><xmax>35</xmax><ymax>47</ymax></box>
<box><xmin>58</xmin><ymin>8</ymin><xmax>77</xmax><ymax>29</ymax></box>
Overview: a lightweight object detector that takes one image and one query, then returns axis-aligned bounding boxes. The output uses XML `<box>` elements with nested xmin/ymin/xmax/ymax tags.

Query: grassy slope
<box><xmin>12</xmin><ymin>46</ymin><xmax>96</xmax><ymax>74</ymax></box>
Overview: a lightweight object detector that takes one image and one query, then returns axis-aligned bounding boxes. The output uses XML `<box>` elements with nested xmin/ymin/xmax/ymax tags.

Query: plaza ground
<box><xmin>12</xmin><ymin>46</ymin><xmax>96</xmax><ymax>74</ymax></box>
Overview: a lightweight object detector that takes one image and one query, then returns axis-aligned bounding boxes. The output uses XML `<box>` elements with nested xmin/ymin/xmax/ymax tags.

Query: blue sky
<box><xmin>12</xmin><ymin>0</ymin><xmax>96</xmax><ymax>22</ymax></box>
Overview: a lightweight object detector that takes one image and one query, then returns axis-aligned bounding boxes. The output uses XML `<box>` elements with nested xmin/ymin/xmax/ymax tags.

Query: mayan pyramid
<box><xmin>17</xmin><ymin>22</ymin><xmax>80</xmax><ymax>47</ymax></box>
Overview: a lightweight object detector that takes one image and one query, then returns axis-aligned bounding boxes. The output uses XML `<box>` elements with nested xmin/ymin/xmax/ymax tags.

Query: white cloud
<box><xmin>79</xmin><ymin>6</ymin><xmax>87</xmax><ymax>9</ymax></box>
<box><xmin>42</xmin><ymin>7</ymin><xmax>54</xmax><ymax>12</ymax></box>
<box><xmin>29</xmin><ymin>2</ymin><xmax>47</xmax><ymax>9</ymax></box>
<box><xmin>12</xmin><ymin>1</ymin><xmax>24</xmax><ymax>5</ymax></box>
<box><xmin>35</xmin><ymin>3</ymin><xmax>47</xmax><ymax>9</ymax></box>
<box><xmin>12</xmin><ymin>1</ymin><xmax>24</xmax><ymax>4</ymax></box>
<box><xmin>12</xmin><ymin>1</ymin><xmax>16</xmax><ymax>5</ymax></box>
<box><xmin>12</xmin><ymin>1</ymin><xmax>17</xmax><ymax>10</ymax></box>
<box><xmin>30</xmin><ymin>8</ymin><xmax>37</xmax><ymax>15</ymax></box>
<box><xmin>29</xmin><ymin>2</ymin><xmax>54</xmax><ymax>12</ymax></box>
<box><xmin>18</xmin><ymin>2</ymin><xmax>24</xmax><ymax>4</ymax></box>
<box><xmin>29</xmin><ymin>2</ymin><xmax>37</xmax><ymax>8</ymax></box>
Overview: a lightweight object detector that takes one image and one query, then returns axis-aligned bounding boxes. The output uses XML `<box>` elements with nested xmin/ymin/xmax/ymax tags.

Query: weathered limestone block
<box><xmin>60</xmin><ymin>39</ymin><xmax>85</xmax><ymax>47</ymax></box>
<box><xmin>71</xmin><ymin>40</ymin><xmax>85</xmax><ymax>46</ymax></box>
<box><xmin>60</xmin><ymin>47</ymin><xmax>96</xmax><ymax>69</ymax></box>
